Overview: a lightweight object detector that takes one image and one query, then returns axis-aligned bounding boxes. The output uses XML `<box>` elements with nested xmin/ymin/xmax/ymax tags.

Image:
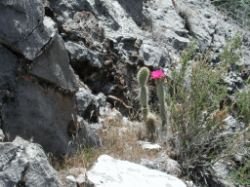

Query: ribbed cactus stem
<box><xmin>137</xmin><ymin>67</ymin><xmax>150</xmax><ymax>120</ymax></box>
<box><xmin>137</xmin><ymin>67</ymin><xmax>150</xmax><ymax>86</ymax></box>
<box><xmin>140</xmin><ymin>86</ymin><xmax>149</xmax><ymax>120</ymax></box>
<box><xmin>156</xmin><ymin>79</ymin><xmax>167</xmax><ymax>127</ymax></box>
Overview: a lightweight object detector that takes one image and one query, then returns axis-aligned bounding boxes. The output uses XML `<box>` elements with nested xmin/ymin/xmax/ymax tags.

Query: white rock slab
<box><xmin>137</xmin><ymin>141</ymin><xmax>162</xmax><ymax>150</ymax></box>
<box><xmin>87</xmin><ymin>155</ymin><xmax>186</xmax><ymax>187</ymax></box>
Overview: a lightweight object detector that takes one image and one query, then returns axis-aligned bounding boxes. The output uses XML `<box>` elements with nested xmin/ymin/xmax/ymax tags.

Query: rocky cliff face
<box><xmin>0</xmin><ymin>0</ymin><xmax>249</xmax><ymax>186</ymax></box>
<box><xmin>0</xmin><ymin>0</ymin><xmax>94</xmax><ymax>156</ymax></box>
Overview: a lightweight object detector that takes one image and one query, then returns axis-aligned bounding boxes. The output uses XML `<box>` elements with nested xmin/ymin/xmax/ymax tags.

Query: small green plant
<box><xmin>145</xmin><ymin>113</ymin><xmax>158</xmax><ymax>142</ymax></box>
<box><xmin>231</xmin><ymin>160</ymin><xmax>250</xmax><ymax>185</ymax></box>
<box><xmin>235</xmin><ymin>90</ymin><xmax>250</xmax><ymax>123</ymax></box>
<box><xmin>169</xmin><ymin>41</ymin><xmax>197</xmax><ymax>103</ymax></box>
<box><xmin>190</xmin><ymin>62</ymin><xmax>227</xmax><ymax>123</ymax></box>
<box><xmin>167</xmin><ymin>42</ymin><xmax>230</xmax><ymax>185</ymax></box>
<box><xmin>219</xmin><ymin>34</ymin><xmax>242</xmax><ymax>69</ymax></box>
<box><xmin>137</xmin><ymin>67</ymin><xmax>150</xmax><ymax>120</ymax></box>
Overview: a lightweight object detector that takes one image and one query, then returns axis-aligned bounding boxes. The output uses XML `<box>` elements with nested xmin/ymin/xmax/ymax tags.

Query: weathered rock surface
<box><xmin>0</xmin><ymin>41</ymin><xmax>83</xmax><ymax>155</ymax></box>
<box><xmin>211</xmin><ymin>160</ymin><xmax>235</xmax><ymax>187</ymax></box>
<box><xmin>87</xmin><ymin>155</ymin><xmax>187</xmax><ymax>187</ymax></box>
<box><xmin>59</xmin><ymin>167</ymin><xmax>87</xmax><ymax>187</ymax></box>
<box><xmin>2</xmin><ymin>80</ymin><xmax>77</xmax><ymax>155</ymax></box>
<box><xmin>0</xmin><ymin>129</ymin><xmax>4</xmax><ymax>142</ymax></box>
<box><xmin>0</xmin><ymin>137</ymin><xmax>61</xmax><ymax>187</ymax></box>
<box><xmin>65</xmin><ymin>41</ymin><xmax>103</xmax><ymax>69</ymax></box>
<box><xmin>31</xmin><ymin>34</ymin><xmax>78</xmax><ymax>92</ymax></box>
<box><xmin>0</xmin><ymin>46</ymin><xmax>18</xmax><ymax>90</ymax></box>
<box><xmin>47</xmin><ymin>0</ymin><xmax>250</xmax><ymax>117</ymax></box>
<box><xmin>0</xmin><ymin>0</ymin><xmax>52</xmax><ymax>60</ymax></box>
<box><xmin>137</xmin><ymin>141</ymin><xmax>162</xmax><ymax>151</ymax></box>
<box><xmin>0</xmin><ymin>0</ymin><xmax>95</xmax><ymax>156</ymax></box>
<box><xmin>223</xmin><ymin>72</ymin><xmax>244</xmax><ymax>93</ymax></box>
<box><xmin>141</xmin><ymin>153</ymin><xmax>182</xmax><ymax>177</ymax></box>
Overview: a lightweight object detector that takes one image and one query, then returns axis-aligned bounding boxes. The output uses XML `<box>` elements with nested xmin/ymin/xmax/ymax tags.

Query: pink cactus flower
<box><xmin>151</xmin><ymin>70</ymin><xmax>165</xmax><ymax>79</ymax></box>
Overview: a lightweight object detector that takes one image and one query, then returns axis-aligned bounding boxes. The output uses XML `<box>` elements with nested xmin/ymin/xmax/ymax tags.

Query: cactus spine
<box><xmin>145</xmin><ymin>113</ymin><xmax>158</xmax><ymax>142</ymax></box>
<box><xmin>137</xmin><ymin>67</ymin><xmax>150</xmax><ymax>120</ymax></box>
<box><xmin>156</xmin><ymin>79</ymin><xmax>167</xmax><ymax>127</ymax></box>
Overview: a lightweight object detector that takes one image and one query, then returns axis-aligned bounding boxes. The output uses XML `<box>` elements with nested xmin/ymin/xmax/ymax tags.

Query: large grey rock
<box><xmin>87</xmin><ymin>155</ymin><xmax>187</xmax><ymax>187</ymax></box>
<box><xmin>50</xmin><ymin>0</ymin><xmax>186</xmax><ymax>68</ymax></box>
<box><xmin>139</xmin><ymin>42</ymin><xmax>170</xmax><ymax>67</ymax></box>
<box><xmin>0</xmin><ymin>0</ymin><xmax>51</xmax><ymax>60</ymax></box>
<box><xmin>49</xmin><ymin>0</ymin><xmax>92</xmax><ymax>19</ymax></box>
<box><xmin>116</xmin><ymin>0</ymin><xmax>145</xmax><ymax>26</ymax></box>
<box><xmin>76</xmin><ymin>87</ymin><xmax>96</xmax><ymax>116</ymax></box>
<box><xmin>50</xmin><ymin>0</ymin><xmax>104</xmax><ymax>43</ymax></box>
<box><xmin>0</xmin><ymin>46</ymin><xmax>18</xmax><ymax>144</ymax></box>
<box><xmin>0</xmin><ymin>42</ymin><xmax>87</xmax><ymax>156</ymax></box>
<box><xmin>211</xmin><ymin>160</ymin><xmax>235</xmax><ymax>187</ymax></box>
<box><xmin>0</xmin><ymin>46</ymin><xmax>18</xmax><ymax>90</ymax></box>
<box><xmin>223</xmin><ymin>72</ymin><xmax>244</xmax><ymax>93</ymax></box>
<box><xmin>75</xmin><ymin>86</ymin><xmax>107</xmax><ymax>124</ymax></box>
<box><xmin>141</xmin><ymin>153</ymin><xmax>182</xmax><ymax>177</ymax></box>
<box><xmin>0</xmin><ymin>14</ymin><xmax>84</xmax><ymax>156</ymax></box>
<box><xmin>178</xmin><ymin>0</ymin><xmax>250</xmax><ymax>65</ymax></box>
<box><xmin>65</xmin><ymin>41</ymin><xmax>103</xmax><ymax>68</ymax></box>
<box><xmin>222</xmin><ymin>115</ymin><xmax>245</xmax><ymax>133</ymax></box>
<box><xmin>0</xmin><ymin>137</ymin><xmax>61</xmax><ymax>187</ymax></box>
<box><xmin>59</xmin><ymin>167</ymin><xmax>87</xmax><ymax>187</ymax></box>
<box><xmin>0</xmin><ymin>0</ymin><xmax>97</xmax><ymax>157</ymax></box>
<box><xmin>31</xmin><ymin>35</ymin><xmax>78</xmax><ymax>92</ymax></box>
<box><xmin>51</xmin><ymin>0</ymin><xmax>250</xmax><ymax>69</ymax></box>
<box><xmin>2</xmin><ymin>80</ymin><xmax>80</xmax><ymax>155</ymax></box>
<box><xmin>0</xmin><ymin>129</ymin><xmax>4</xmax><ymax>142</ymax></box>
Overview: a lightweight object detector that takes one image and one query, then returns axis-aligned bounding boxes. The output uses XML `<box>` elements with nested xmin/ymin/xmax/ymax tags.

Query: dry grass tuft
<box><xmin>55</xmin><ymin>109</ymin><xmax>164</xmax><ymax>170</ymax></box>
<box><xmin>96</xmin><ymin>113</ymin><xmax>161</xmax><ymax>162</ymax></box>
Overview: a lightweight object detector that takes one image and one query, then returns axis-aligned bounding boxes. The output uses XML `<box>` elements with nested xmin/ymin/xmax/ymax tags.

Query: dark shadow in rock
<box><xmin>94</xmin><ymin>0</ymin><xmax>120</xmax><ymax>31</ymax></box>
<box><xmin>117</xmin><ymin>0</ymin><xmax>150</xmax><ymax>28</ymax></box>
<box><xmin>49</xmin><ymin>0</ymin><xmax>93</xmax><ymax>18</ymax></box>
<box><xmin>45</xmin><ymin>6</ymin><xmax>55</xmax><ymax>19</ymax></box>
<box><xmin>83</xmin><ymin>103</ymin><xmax>99</xmax><ymax>123</ymax></box>
<box><xmin>2</xmin><ymin>80</ymin><xmax>79</xmax><ymax>156</ymax></box>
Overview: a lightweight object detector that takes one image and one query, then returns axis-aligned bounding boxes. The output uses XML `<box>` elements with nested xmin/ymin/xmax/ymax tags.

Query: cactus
<box><xmin>145</xmin><ymin>113</ymin><xmax>158</xmax><ymax>142</ymax></box>
<box><xmin>156</xmin><ymin>79</ymin><xmax>167</xmax><ymax>127</ymax></box>
<box><xmin>137</xmin><ymin>67</ymin><xmax>150</xmax><ymax>120</ymax></box>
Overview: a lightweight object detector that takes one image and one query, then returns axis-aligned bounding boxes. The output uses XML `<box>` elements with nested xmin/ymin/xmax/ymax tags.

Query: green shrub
<box><xmin>169</xmin><ymin>41</ymin><xmax>227</xmax><ymax>135</ymax></box>
<box><xmin>166</xmin><ymin>38</ymin><xmax>250</xmax><ymax>186</ymax></box>
<box><xmin>230</xmin><ymin>128</ymin><xmax>250</xmax><ymax>185</ymax></box>
<box><xmin>168</xmin><ymin>42</ymin><xmax>230</xmax><ymax>185</ymax></box>
<box><xmin>169</xmin><ymin>41</ymin><xmax>197</xmax><ymax>103</ymax></box>
<box><xmin>231</xmin><ymin>156</ymin><xmax>250</xmax><ymax>185</ymax></box>
<box><xmin>235</xmin><ymin>90</ymin><xmax>250</xmax><ymax>123</ymax></box>
<box><xmin>171</xmin><ymin>60</ymin><xmax>227</xmax><ymax>147</ymax></box>
<box><xmin>219</xmin><ymin>34</ymin><xmax>242</xmax><ymax>68</ymax></box>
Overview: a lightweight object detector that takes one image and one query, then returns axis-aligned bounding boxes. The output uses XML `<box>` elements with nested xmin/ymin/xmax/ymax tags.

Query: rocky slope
<box><xmin>0</xmin><ymin>0</ymin><xmax>249</xmax><ymax>186</ymax></box>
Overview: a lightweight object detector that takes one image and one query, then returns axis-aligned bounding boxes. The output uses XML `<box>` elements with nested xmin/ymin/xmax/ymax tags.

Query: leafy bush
<box><xmin>167</xmin><ymin>37</ymin><xmax>250</xmax><ymax>185</ymax></box>
<box><xmin>230</xmin><ymin>127</ymin><xmax>250</xmax><ymax>185</ymax></box>
<box><xmin>169</xmin><ymin>42</ymin><xmax>227</xmax><ymax>136</ymax></box>
<box><xmin>219</xmin><ymin>34</ymin><xmax>242</xmax><ymax>68</ymax></box>
<box><xmin>168</xmin><ymin>42</ymin><xmax>229</xmax><ymax>184</ymax></box>
<box><xmin>231</xmin><ymin>157</ymin><xmax>250</xmax><ymax>185</ymax></box>
<box><xmin>171</xmin><ymin>62</ymin><xmax>227</xmax><ymax>145</ymax></box>
<box><xmin>235</xmin><ymin>90</ymin><xmax>250</xmax><ymax>124</ymax></box>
